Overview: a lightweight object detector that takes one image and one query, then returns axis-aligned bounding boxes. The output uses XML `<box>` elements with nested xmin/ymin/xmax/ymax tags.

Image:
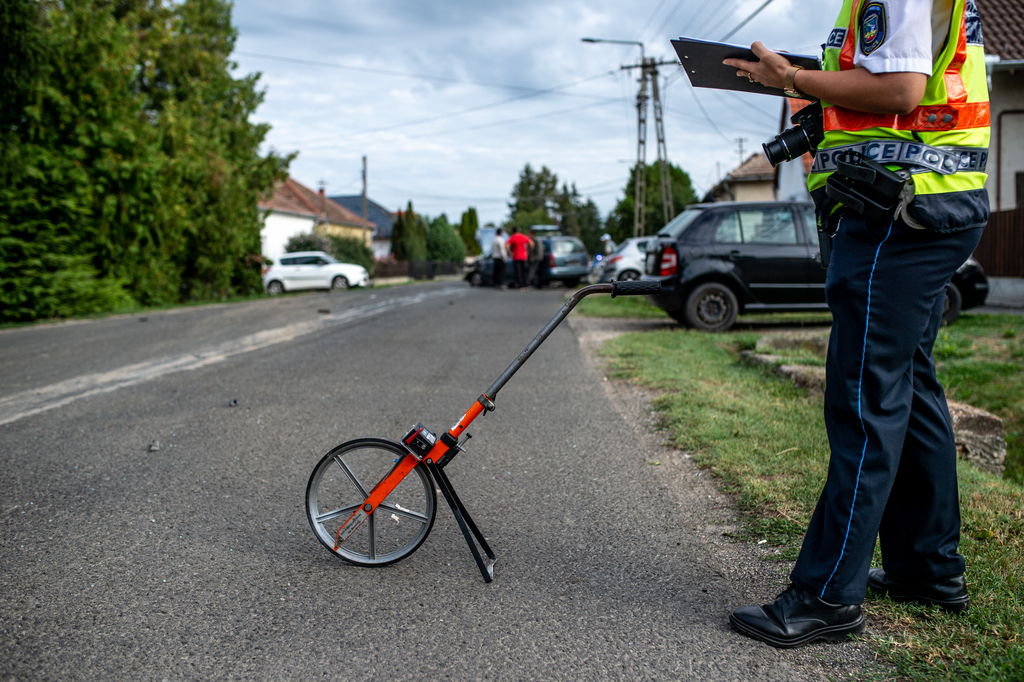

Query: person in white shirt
<box><xmin>490</xmin><ymin>228</ymin><xmax>507</xmax><ymax>289</ymax></box>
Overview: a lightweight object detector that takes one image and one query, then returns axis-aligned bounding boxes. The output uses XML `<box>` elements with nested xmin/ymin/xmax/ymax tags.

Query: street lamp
<box><xmin>581</xmin><ymin>37</ymin><xmax>644</xmax><ymax>62</ymax></box>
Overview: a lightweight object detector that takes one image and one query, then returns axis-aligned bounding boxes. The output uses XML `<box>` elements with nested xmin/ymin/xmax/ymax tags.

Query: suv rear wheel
<box><xmin>684</xmin><ymin>282</ymin><xmax>738</xmax><ymax>332</ymax></box>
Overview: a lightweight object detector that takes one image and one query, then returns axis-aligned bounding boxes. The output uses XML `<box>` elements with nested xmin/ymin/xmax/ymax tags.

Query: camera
<box><xmin>763</xmin><ymin>102</ymin><xmax>824</xmax><ymax>167</ymax></box>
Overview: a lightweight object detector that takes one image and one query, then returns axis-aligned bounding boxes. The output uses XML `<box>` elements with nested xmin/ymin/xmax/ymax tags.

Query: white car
<box><xmin>595</xmin><ymin>237</ymin><xmax>652</xmax><ymax>282</ymax></box>
<box><xmin>263</xmin><ymin>251</ymin><xmax>370</xmax><ymax>294</ymax></box>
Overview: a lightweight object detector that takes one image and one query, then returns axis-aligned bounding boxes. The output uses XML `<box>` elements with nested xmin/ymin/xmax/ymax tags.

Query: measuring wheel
<box><xmin>305</xmin><ymin>438</ymin><xmax>436</xmax><ymax>566</ymax></box>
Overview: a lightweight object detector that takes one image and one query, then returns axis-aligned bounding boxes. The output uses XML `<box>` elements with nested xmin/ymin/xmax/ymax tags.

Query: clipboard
<box><xmin>671</xmin><ymin>37</ymin><xmax>820</xmax><ymax>98</ymax></box>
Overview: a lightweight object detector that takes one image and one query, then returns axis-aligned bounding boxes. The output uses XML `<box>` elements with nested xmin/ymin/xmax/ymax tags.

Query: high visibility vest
<box><xmin>807</xmin><ymin>0</ymin><xmax>990</xmax><ymax>204</ymax></box>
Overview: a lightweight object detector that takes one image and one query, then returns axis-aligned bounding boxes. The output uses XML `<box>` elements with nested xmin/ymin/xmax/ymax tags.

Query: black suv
<box><xmin>642</xmin><ymin>201</ymin><xmax>987</xmax><ymax>331</ymax></box>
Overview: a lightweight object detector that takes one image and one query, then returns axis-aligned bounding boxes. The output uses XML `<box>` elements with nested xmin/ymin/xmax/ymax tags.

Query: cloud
<box><xmin>232</xmin><ymin>0</ymin><xmax>841</xmax><ymax>224</ymax></box>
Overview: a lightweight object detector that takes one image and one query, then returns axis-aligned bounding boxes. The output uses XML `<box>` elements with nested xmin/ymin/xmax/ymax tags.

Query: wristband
<box><xmin>784</xmin><ymin>65</ymin><xmax>805</xmax><ymax>97</ymax></box>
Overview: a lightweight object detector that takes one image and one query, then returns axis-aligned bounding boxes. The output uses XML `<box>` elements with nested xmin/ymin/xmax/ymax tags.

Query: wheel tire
<box><xmin>306</xmin><ymin>438</ymin><xmax>436</xmax><ymax>567</ymax></box>
<box><xmin>943</xmin><ymin>283</ymin><xmax>962</xmax><ymax>325</ymax></box>
<box><xmin>617</xmin><ymin>270</ymin><xmax>641</xmax><ymax>281</ymax></box>
<box><xmin>266</xmin><ymin>280</ymin><xmax>284</xmax><ymax>296</ymax></box>
<box><xmin>469</xmin><ymin>271</ymin><xmax>483</xmax><ymax>286</ymax></box>
<box><xmin>684</xmin><ymin>282</ymin><xmax>739</xmax><ymax>332</ymax></box>
<box><xmin>331</xmin><ymin>275</ymin><xmax>350</xmax><ymax>291</ymax></box>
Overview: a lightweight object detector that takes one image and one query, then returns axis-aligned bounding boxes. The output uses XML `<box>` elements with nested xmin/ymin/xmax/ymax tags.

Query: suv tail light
<box><xmin>548</xmin><ymin>252</ymin><xmax>555</xmax><ymax>267</ymax></box>
<box><xmin>659</xmin><ymin>245</ymin><xmax>678</xmax><ymax>276</ymax></box>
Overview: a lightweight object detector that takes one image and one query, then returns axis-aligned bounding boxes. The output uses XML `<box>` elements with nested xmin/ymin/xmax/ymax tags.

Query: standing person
<box><xmin>527</xmin><ymin>228</ymin><xmax>545</xmax><ymax>288</ymax></box>
<box><xmin>491</xmin><ymin>228</ymin><xmax>507</xmax><ymax>289</ymax></box>
<box><xmin>723</xmin><ymin>0</ymin><xmax>989</xmax><ymax>648</ymax></box>
<box><xmin>506</xmin><ymin>226</ymin><xmax>533</xmax><ymax>292</ymax></box>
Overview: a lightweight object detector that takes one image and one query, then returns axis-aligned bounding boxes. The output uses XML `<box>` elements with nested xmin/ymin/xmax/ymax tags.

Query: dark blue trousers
<box><xmin>790</xmin><ymin>211</ymin><xmax>983</xmax><ymax>605</ymax></box>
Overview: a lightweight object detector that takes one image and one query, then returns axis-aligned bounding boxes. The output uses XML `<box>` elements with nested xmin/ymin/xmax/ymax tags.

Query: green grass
<box><xmin>935</xmin><ymin>313</ymin><xmax>1024</xmax><ymax>484</ymax></box>
<box><xmin>599</xmin><ymin>326</ymin><xmax>1024</xmax><ymax>680</ymax></box>
<box><xmin>573</xmin><ymin>295</ymin><xmax>671</xmax><ymax>319</ymax></box>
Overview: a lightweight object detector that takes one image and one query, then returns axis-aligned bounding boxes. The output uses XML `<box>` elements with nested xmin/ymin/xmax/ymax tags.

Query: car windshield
<box><xmin>552</xmin><ymin>239</ymin><xmax>584</xmax><ymax>254</ymax></box>
<box><xmin>658</xmin><ymin>208</ymin><xmax>704</xmax><ymax>239</ymax></box>
<box><xmin>321</xmin><ymin>254</ymin><xmax>339</xmax><ymax>264</ymax></box>
<box><xmin>611</xmin><ymin>241</ymin><xmax>630</xmax><ymax>255</ymax></box>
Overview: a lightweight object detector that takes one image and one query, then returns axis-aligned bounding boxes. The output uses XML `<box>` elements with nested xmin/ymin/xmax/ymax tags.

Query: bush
<box><xmin>426</xmin><ymin>215</ymin><xmax>465</xmax><ymax>262</ymax></box>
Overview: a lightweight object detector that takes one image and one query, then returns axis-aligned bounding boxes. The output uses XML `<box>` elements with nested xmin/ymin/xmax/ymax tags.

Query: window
<box><xmin>714</xmin><ymin>208</ymin><xmax>797</xmax><ymax>245</ymax></box>
<box><xmin>553</xmin><ymin>239</ymin><xmax>584</xmax><ymax>254</ymax></box>
<box><xmin>658</xmin><ymin>208</ymin><xmax>704</xmax><ymax>238</ymax></box>
<box><xmin>296</xmin><ymin>256</ymin><xmax>320</xmax><ymax>265</ymax></box>
<box><xmin>280</xmin><ymin>257</ymin><xmax>298</xmax><ymax>266</ymax></box>
<box><xmin>636</xmin><ymin>240</ymin><xmax>648</xmax><ymax>254</ymax></box>
<box><xmin>715</xmin><ymin>212</ymin><xmax>743</xmax><ymax>243</ymax></box>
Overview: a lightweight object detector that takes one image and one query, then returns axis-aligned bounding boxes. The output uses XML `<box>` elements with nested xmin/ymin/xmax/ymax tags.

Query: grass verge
<box><xmin>597</xmin><ymin>323</ymin><xmax>1023</xmax><ymax>680</ymax></box>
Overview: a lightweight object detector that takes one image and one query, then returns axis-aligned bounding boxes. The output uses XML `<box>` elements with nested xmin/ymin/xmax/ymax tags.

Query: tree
<box><xmin>426</xmin><ymin>214</ymin><xmax>466</xmax><ymax>262</ymax></box>
<box><xmin>605</xmin><ymin>161</ymin><xmax>697</xmax><ymax>242</ymax></box>
<box><xmin>458</xmin><ymin>207</ymin><xmax>481</xmax><ymax>255</ymax></box>
<box><xmin>508</xmin><ymin>164</ymin><xmax>559</xmax><ymax>225</ymax></box>
<box><xmin>0</xmin><ymin>0</ymin><xmax>290</xmax><ymax>322</ymax></box>
<box><xmin>391</xmin><ymin>201</ymin><xmax>426</xmax><ymax>261</ymax></box>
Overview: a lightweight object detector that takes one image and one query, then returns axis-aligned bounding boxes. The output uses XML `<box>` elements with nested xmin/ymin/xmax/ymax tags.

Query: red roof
<box><xmin>978</xmin><ymin>0</ymin><xmax>1024</xmax><ymax>61</ymax></box>
<box><xmin>728</xmin><ymin>153</ymin><xmax>775</xmax><ymax>181</ymax></box>
<box><xmin>259</xmin><ymin>178</ymin><xmax>374</xmax><ymax>228</ymax></box>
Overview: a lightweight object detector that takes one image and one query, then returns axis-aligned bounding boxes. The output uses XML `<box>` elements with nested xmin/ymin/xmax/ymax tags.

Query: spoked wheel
<box><xmin>331</xmin><ymin>275</ymin><xmax>350</xmax><ymax>291</ymax></box>
<box><xmin>306</xmin><ymin>438</ymin><xmax>436</xmax><ymax>566</ymax></box>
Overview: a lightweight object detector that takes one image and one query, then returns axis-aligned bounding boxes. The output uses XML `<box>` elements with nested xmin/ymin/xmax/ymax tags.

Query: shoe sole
<box><xmin>729</xmin><ymin>613</ymin><xmax>866</xmax><ymax>649</ymax></box>
<box><xmin>869</xmin><ymin>588</ymin><xmax>970</xmax><ymax>613</ymax></box>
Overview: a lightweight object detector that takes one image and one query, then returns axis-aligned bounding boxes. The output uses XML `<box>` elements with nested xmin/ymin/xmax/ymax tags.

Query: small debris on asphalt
<box><xmin>317</xmin><ymin>309</ymin><xmax>330</xmax><ymax>314</ymax></box>
<box><xmin>139</xmin><ymin>317</ymin><xmax>147</xmax><ymax>322</ymax></box>
<box><xmin>228</xmin><ymin>399</ymin><xmax>238</xmax><ymax>407</ymax></box>
<box><xmin>148</xmin><ymin>440</ymin><xmax>161</xmax><ymax>452</ymax></box>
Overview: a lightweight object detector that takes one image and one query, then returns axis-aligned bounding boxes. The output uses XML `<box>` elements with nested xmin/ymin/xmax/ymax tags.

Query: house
<box><xmin>979</xmin><ymin>0</ymin><xmax>1024</xmax><ymax>210</ymax></box>
<box><xmin>329</xmin><ymin>196</ymin><xmax>395</xmax><ymax>260</ymax></box>
<box><xmin>703</xmin><ymin>153</ymin><xmax>777</xmax><ymax>203</ymax></box>
<box><xmin>258</xmin><ymin>178</ymin><xmax>374</xmax><ymax>263</ymax></box>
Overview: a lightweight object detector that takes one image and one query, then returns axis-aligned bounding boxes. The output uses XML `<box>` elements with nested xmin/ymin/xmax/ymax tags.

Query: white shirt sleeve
<box><xmin>853</xmin><ymin>0</ymin><xmax>935</xmax><ymax>75</ymax></box>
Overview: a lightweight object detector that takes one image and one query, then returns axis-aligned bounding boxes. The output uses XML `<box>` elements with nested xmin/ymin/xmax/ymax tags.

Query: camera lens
<box><xmin>762</xmin><ymin>126</ymin><xmax>813</xmax><ymax>167</ymax></box>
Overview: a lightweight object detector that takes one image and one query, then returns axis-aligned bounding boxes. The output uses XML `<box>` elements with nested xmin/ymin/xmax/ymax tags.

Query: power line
<box><xmin>720</xmin><ymin>0</ymin><xmax>778</xmax><ymax>41</ymax></box>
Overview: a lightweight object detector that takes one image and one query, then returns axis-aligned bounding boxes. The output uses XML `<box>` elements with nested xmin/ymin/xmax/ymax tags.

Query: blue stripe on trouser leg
<box><xmin>789</xmin><ymin>212</ymin><xmax>983</xmax><ymax>605</ymax></box>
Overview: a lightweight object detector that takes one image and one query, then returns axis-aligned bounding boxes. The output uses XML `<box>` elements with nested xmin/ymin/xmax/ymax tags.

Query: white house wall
<box><xmin>262</xmin><ymin>212</ymin><xmax>315</xmax><ymax>262</ymax></box>
<box><xmin>777</xmin><ymin>156</ymin><xmax>812</xmax><ymax>202</ymax></box>
<box><xmin>988</xmin><ymin>70</ymin><xmax>1024</xmax><ymax>211</ymax></box>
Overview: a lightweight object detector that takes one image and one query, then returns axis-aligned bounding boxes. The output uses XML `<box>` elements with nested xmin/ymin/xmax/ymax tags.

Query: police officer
<box><xmin>723</xmin><ymin>0</ymin><xmax>990</xmax><ymax>648</ymax></box>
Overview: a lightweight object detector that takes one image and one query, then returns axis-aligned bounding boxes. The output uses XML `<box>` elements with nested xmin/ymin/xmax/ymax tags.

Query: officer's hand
<box><xmin>723</xmin><ymin>41</ymin><xmax>792</xmax><ymax>90</ymax></box>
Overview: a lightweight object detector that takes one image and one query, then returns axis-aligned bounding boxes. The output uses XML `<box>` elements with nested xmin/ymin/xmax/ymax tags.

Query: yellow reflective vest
<box><xmin>807</xmin><ymin>0</ymin><xmax>991</xmax><ymax>231</ymax></box>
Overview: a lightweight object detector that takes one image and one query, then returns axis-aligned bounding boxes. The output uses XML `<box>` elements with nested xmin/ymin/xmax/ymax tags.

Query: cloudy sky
<box><xmin>231</xmin><ymin>0</ymin><xmax>840</xmax><ymax>226</ymax></box>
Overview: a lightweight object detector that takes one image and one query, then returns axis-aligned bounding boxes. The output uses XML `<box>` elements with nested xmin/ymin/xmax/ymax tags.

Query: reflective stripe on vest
<box><xmin>808</xmin><ymin>0</ymin><xmax>990</xmax><ymax>195</ymax></box>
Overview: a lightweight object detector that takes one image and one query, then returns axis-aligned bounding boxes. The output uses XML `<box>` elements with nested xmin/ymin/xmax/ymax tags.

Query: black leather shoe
<box><xmin>729</xmin><ymin>584</ymin><xmax>865</xmax><ymax>649</ymax></box>
<box><xmin>867</xmin><ymin>568</ymin><xmax>970</xmax><ymax>613</ymax></box>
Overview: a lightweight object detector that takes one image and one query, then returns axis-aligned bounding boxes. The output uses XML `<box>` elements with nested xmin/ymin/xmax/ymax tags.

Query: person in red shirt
<box><xmin>505</xmin><ymin>226</ymin><xmax>534</xmax><ymax>292</ymax></box>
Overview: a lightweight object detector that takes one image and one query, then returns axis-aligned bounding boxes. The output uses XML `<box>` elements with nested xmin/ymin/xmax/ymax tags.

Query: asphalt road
<box><xmin>0</xmin><ymin>282</ymin><xmax>871</xmax><ymax>680</ymax></box>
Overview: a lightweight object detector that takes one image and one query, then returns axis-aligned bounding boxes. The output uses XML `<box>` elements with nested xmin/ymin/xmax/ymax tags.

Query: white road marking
<box><xmin>0</xmin><ymin>287</ymin><xmax>463</xmax><ymax>426</ymax></box>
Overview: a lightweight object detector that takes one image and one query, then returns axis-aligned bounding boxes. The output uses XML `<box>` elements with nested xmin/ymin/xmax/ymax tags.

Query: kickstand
<box><xmin>424</xmin><ymin>459</ymin><xmax>496</xmax><ymax>583</ymax></box>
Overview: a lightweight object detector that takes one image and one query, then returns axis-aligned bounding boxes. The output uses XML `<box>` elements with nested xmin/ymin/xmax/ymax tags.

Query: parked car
<box><xmin>465</xmin><ymin>236</ymin><xmax>590</xmax><ymax>287</ymax></box>
<box><xmin>641</xmin><ymin>201</ymin><xmax>986</xmax><ymax>331</ymax></box>
<box><xmin>593</xmin><ymin>236</ymin><xmax>653</xmax><ymax>282</ymax></box>
<box><xmin>263</xmin><ymin>251</ymin><xmax>370</xmax><ymax>295</ymax></box>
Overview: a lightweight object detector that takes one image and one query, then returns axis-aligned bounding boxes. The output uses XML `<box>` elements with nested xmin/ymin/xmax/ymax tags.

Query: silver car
<box><xmin>263</xmin><ymin>251</ymin><xmax>370</xmax><ymax>294</ymax></box>
<box><xmin>596</xmin><ymin>237</ymin><xmax>652</xmax><ymax>282</ymax></box>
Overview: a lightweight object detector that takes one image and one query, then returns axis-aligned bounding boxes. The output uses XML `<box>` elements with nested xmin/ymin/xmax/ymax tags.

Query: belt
<box><xmin>810</xmin><ymin>141</ymin><xmax>988</xmax><ymax>176</ymax></box>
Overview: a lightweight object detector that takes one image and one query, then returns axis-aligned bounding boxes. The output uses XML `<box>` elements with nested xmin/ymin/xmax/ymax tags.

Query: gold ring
<box><xmin>747</xmin><ymin>72</ymin><xmax>755</xmax><ymax>83</ymax></box>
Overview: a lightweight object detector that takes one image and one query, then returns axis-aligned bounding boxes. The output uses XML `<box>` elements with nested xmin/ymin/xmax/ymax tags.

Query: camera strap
<box><xmin>811</xmin><ymin>141</ymin><xmax>988</xmax><ymax>176</ymax></box>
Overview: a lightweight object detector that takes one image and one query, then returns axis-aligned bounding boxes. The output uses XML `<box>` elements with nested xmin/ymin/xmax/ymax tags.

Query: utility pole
<box><xmin>361</xmin><ymin>155</ymin><xmax>369</xmax><ymax>248</ymax></box>
<box><xmin>583</xmin><ymin>38</ymin><xmax>675</xmax><ymax>238</ymax></box>
<box><xmin>622</xmin><ymin>57</ymin><xmax>677</xmax><ymax>237</ymax></box>
<box><xmin>736</xmin><ymin>138</ymin><xmax>747</xmax><ymax>169</ymax></box>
